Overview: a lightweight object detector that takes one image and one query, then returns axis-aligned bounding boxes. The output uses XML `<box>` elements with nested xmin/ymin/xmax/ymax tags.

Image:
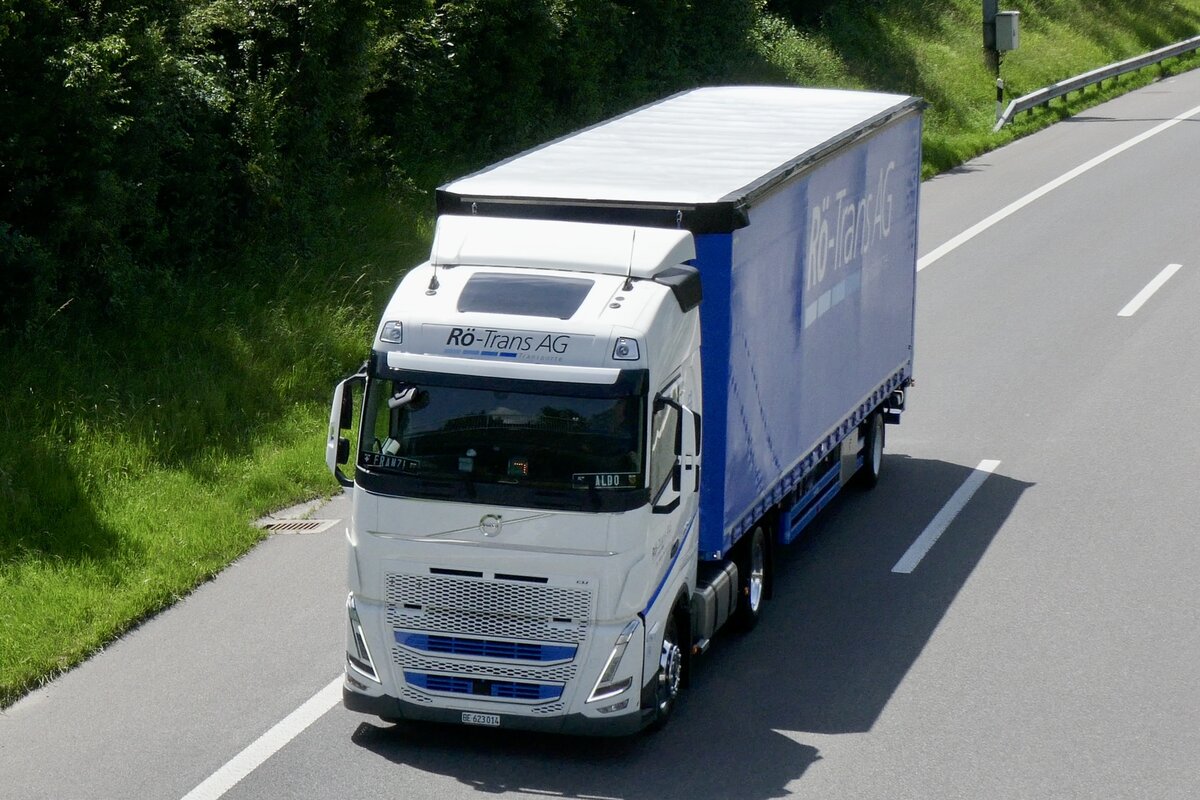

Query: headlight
<box><xmin>586</xmin><ymin>620</ymin><xmax>640</xmax><ymax>703</ymax></box>
<box><xmin>346</xmin><ymin>594</ymin><xmax>380</xmax><ymax>682</ymax></box>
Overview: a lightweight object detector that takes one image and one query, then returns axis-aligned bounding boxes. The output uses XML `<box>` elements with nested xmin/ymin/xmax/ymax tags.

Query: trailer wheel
<box><xmin>734</xmin><ymin>525</ymin><xmax>769</xmax><ymax>631</ymax></box>
<box><xmin>857</xmin><ymin>411</ymin><xmax>885</xmax><ymax>489</ymax></box>
<box><xmin>648</xmin><ymin>612</ymin><xmax>684</xmax><ymax>730</ymax></box>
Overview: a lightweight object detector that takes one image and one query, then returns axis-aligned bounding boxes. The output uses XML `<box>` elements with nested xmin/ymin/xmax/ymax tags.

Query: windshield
<box><xmin>357</xmin><ymin>370</ymin><xmax>647</xmax><ymax>510</ymax></box>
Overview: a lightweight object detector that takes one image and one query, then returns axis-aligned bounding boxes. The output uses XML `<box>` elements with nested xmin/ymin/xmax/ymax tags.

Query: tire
<box><xmin>647</xmin><ymin>612</ymin><xmax>684</xmax><ymax>730</ymax></box>
<box><xmin>733</xmin><ymin>525</ymin><xmax>769</xmax><ymax>631</ymax></box>
<box><xmin>857</xmin><ymin>411</ymin><xmax>885</xmax><ymax>489</ymax></box>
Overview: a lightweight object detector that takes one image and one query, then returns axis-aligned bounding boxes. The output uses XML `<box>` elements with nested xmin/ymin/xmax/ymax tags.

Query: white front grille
<box><xmin>387</xmin><ymin>574</ymin><xmax>591</xmax><ymax>619</ymax></box>
<box><xmin>387</xmin><ymin>570</ymin><xmax>595</xmax><ymax>713</ymax></box>
<box><xmin>387</xmin><ymin>607</ymin><xmax>588</xmax><ymax>643</ymax></box>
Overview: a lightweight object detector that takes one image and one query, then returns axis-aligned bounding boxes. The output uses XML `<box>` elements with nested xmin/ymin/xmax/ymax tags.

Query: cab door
<box><xmin>646</xmin><ymin>376</ymin><xmax>701</xmax><ymax>599</ymax></box>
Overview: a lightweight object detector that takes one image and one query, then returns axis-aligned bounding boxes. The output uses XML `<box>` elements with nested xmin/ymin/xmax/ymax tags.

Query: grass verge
<box><xmin>0</xmin><ymin>193</ymin><xmax>430</xmax><ymax>706</ymax></box>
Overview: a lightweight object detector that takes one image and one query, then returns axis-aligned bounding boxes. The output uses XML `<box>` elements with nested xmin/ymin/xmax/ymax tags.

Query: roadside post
<box><xmin>984</xmin><ymin>3</ymin><xmax>1021</xmax><ymax>124</ymax></box>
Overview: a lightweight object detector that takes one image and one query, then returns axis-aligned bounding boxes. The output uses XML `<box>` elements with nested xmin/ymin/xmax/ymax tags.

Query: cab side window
<box><xmin>649</xmin><ymin>392</ymin><xmax>680</xmax><ymax>494</ymax></box>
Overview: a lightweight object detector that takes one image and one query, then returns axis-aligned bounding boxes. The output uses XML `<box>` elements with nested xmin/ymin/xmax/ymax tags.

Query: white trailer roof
<box><xmin>439</xmin><ymin>86</ymin><xmax>920</xmax><ymax>211</ymax></box>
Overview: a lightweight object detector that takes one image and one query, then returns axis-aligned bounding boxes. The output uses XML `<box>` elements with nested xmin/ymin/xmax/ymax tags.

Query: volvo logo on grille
<box><xmin>480</xmin><ymin>514</ymin><xmax>503</xmax><ymax>537</ymax></box>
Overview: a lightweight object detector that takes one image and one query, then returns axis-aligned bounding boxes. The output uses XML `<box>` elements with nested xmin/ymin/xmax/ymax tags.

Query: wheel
<box><xmin>649</xmin><ymin>613</ymin><xmax>684</xmax><ymax>730</ymax></box>
<box><xmin>856</xmin><ymin>411</ymin><xmax>885</xmax><ymax>489</ymax></box>
<box><xmin>734</xmin><ymin>525</ymin><xmax>768</xmax><ymax>631</ymax></box>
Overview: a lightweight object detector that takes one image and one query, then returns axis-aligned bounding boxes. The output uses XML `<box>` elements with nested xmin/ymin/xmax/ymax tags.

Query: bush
<box><xmin>0</xmin><ymin>0</ymin><xmax>373</xmax><ymax>332</ymax></box>
<box><xmin>363</xmin><ymin>0</ymin><xmax>762</xmax><ymax>189</ymax></box>
<box><xmin>0</xmin><ymin>0</ymin><xmax>767</xmax><ymax>332</ymax></box>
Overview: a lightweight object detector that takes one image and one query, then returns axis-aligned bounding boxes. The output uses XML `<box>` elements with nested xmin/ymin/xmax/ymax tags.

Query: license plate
<box><xmin>461</xmin><ymin>712</ymin><xmax>501</xmax><ymax>727</ymax></box>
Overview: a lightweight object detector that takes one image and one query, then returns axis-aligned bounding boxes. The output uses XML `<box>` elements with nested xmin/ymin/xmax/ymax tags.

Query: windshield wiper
<box><xmin>533</xmin><ymin>486</ymin><xmax>599</xmax><ymax>512</ymax></box>
<box><xmin>402</xmin><ymin>470</ymin><xmax>476</xmax><ymax>500</ymax></box>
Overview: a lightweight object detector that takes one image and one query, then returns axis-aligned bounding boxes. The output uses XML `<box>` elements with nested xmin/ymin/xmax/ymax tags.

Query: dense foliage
<box><xmin>0</xmin><ymin>0</ymin><xmax>764</xmax><ymax>333</ymax></box>
<box><xmin>0</xmin><ymin>0</ymin><xmax>373</xmax><ymax>327</ymax></box>
<box><xmin>7</xmin><ymin>0</ymin><xmax>1198</xmax><ymax>333</ymax></box>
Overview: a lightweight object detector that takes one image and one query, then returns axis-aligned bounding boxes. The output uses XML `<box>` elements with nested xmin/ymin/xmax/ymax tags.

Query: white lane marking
<box><xmin>181</xmin><ymin>676</ymin><xmax>342</xmax><ymax>800</ymax></box>
<box><xmin>892</xmin><ymin>460</ymin><xmax>1001</xmax><ymax>574</ymax></box>
<box><xmin>917</xmin><ymin>102</ymin><xmax>1200</xmax><ymax>272</ymax></box>
<box><xmin>1118</xmin><ymin>263</ymin><xmax>1183</xmax><ymax>317</ymax></box>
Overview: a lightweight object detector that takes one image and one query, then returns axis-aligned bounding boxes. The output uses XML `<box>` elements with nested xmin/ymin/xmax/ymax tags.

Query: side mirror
<box><xmin>327</xmin><ymin>369</ymin><xmax>365</xmax><ymax>489</ymax></box>
<box><xmin>339</xmin><ymin>382</ymin><xmax>355</xmax><ymax>430</ymax></box>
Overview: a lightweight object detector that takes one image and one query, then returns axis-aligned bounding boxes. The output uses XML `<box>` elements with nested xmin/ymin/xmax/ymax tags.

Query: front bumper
<box><xmin>343</xmin><ymin>685</ymin><xmax>652</xmax><ymax>737</ymax></box>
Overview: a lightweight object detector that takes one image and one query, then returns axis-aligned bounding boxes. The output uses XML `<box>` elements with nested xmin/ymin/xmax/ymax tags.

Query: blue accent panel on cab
<box><xmin>406</xmin><ymin>673</ymin><xmax>473</xmax><ymax>695</ymax></box>
<box><xmin>642</xmin><ymin>516</ymin><xmax>696</xmax><ymax>617</ymax></box>
<box><xmin>404</xmin><ymin>672</ymin><xmax>564</xmax><ymax>701</ymax></box>
<box><xmin>396</xmin><ymin>633</ymin><xmax>576</xmax><ymax>663</ymax></box>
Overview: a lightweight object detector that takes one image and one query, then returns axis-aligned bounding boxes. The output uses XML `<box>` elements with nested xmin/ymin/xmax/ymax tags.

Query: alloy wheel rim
<box><xmin>658</xmin><ymin>637</ymin><xmax>682</xmax><ymax>708</ymax></box>
<box><xmin>748</xmin><ymin>534</ymin><xmax>765</xmax><ymax>611</ymax></box>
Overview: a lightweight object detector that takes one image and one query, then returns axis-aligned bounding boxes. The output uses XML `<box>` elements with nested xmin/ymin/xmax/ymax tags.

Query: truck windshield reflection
<box><xmin>359</xmin><ymin>379</ymin><xmax>645</xmax><ymax>493</ymax></box>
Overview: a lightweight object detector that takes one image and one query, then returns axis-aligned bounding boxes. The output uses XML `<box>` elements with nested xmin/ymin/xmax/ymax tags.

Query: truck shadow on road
<box><xmin>350</xmin><ymin>454</ymin><xmax>1032</xmax><ymax>799</ymax></box>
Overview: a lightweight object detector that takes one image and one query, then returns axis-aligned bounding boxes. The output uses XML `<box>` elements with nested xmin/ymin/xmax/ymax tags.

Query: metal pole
<box><xmin>984</xmin><ymin>1</ymin><xmax>1001</xmax><ymax>121</ymax></box>
<box><xmin>983</xmin><ymin>0</ymin><xmax>999</xmax><ymax>75</ymax></box>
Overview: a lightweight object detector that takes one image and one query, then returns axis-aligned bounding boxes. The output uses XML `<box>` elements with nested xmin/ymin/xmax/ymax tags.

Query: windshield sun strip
<box><xmin>369</xmin><ymin>355</ymin><xmax>648</xmax><ymax>399</ymax></box>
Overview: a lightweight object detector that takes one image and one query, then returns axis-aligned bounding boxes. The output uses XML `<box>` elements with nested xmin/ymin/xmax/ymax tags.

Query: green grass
<box><xmin>0</xmin><ymin>193</ymin><xmax>431</xmax><ymax>704</ymax></box>
<box><xmin>749</xmin><ymin>0</ymin><xmax>1200</xmax><ymax>175</ymax></box>
<box><xmin>3</xmin><ymin>0</ymin><xmax>1200</xmax><ymax>707</ymax></box>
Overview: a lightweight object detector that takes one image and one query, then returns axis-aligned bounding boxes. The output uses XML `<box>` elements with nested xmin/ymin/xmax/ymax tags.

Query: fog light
<box><xmin>345</xmin><ymin>671</ymin><xmax>370</xmax><ymax>692</ymax></box>
<box><xmin>597</xmin><ymin>699</ymin><xmax>629</xmax><ymax>714</ymax></box>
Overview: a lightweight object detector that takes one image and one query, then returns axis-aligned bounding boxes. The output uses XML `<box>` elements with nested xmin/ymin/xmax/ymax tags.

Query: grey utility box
<box><xmin>995</xmin><ymin>10</ymin><xmax>1020</xmax><ymax>52</ymax></box>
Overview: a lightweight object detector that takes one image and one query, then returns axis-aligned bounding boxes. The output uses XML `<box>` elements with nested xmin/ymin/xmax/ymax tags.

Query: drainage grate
<box><xmin>259</xmin><ymin>519</ymin><xmax>339</xmax><ymax>534</ymax></box>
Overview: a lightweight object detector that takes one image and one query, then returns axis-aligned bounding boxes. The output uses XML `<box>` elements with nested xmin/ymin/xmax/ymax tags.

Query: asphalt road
<box><xmin>3</xmin><ymin>69</ymin><xmax>1199</xmax><ymax>800</ymax></box>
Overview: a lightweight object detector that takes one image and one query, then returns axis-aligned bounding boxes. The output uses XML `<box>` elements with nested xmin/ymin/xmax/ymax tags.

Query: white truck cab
<box><xmin>329</xmin><ymin>215</ymin><xmax>704</xmax><ymax>733</ymax></box>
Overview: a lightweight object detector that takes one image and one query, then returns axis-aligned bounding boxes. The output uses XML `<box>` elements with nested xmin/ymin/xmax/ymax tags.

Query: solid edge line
<box><xmin>1118</xmin><ymin>263</ymin><xmax>1183</xmax><ymax>317</ymax></box>
<box><xmin>917</xmin><ymin>102</ymin><xmax>1200</xmax><ymax>272</ymax></box>
<box><xmin>892</xmin><ymin>460</ymin><xmax>1001</xmax><ymax>574</ymax></box>
<box><xmin>180</xmin><ymin>676</ymin><xmax>342</xmax><ymax>800</ymax></box>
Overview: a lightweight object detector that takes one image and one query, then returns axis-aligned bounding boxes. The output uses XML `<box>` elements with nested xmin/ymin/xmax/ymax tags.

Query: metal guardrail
<box><xmin>993</xmin><ymin>34</ymin><xmax>1200</xmax><ymax>132</ymax></box>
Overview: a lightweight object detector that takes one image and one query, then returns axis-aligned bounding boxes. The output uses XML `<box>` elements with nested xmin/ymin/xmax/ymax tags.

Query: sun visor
<box><xmin>431</xmin><ymin>215</ymin><xmax>695</xmax><ymax>279</ymax></box>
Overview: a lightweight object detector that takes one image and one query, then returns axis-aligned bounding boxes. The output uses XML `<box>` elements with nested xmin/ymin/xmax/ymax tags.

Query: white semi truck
<box><xmin>327</xmin><ymin>86</ymin><xmax>923</xmax><ymax>734</ymax></box>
